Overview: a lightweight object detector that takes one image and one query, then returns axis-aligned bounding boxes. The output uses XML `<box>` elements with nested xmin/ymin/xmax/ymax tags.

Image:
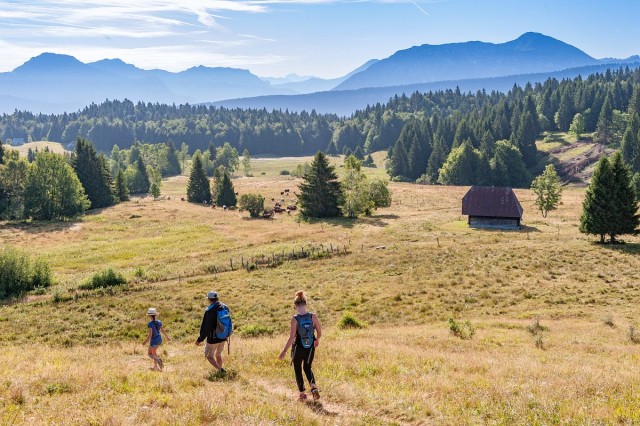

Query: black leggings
<box><xmin>292</xmin><ymin>344</ymin><xmax>315</xmax><ymax>392</ymax></box>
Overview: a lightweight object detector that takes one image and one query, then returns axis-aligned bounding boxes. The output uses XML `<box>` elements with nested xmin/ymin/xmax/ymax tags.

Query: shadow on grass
<box><xmin>0</xmin><ymin>219</ymin><xmax>81</xmax><ymax>234</ymax></box>
<box><xmin>600</xmin><ymin>242</ymin><xmax>640</xmax><ymax>255</ymax></box>
<box><xmin>519</xmin><ymin>225</ymin><xmax>542</xmax><ymax>233</ymax></box>
<box><xmin>306</xmin><ymin>400</ymin><xmax>339</xmax><ymax>417</ymax></box>
<box><xmin>303</xmin><ymin>214</ymin><xmax>400</xmax><ymax>229</ymax></box>
<box><xmin>206</xmin><ymin>369</ymin><xmax>239</xmax><ymax>382</ymax></box>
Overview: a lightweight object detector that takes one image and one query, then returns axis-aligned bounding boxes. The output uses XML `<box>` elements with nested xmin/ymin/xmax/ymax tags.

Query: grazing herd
<box><xmin>181</xmin><ymin>187</ymin><xmax>298</xmax><ymax>219</ymax></box>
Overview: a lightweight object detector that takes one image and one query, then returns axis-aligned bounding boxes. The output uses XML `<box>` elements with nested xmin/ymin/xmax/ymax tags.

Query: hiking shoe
<box><xmin>310</xmin><ymin>386</ymin><xmax>320</xmax><ymax>400</ymax></box>
<box><xmin>219</xmin><ymin>368</ymin><xmax>227</xmax><ymax>376</ymax></box>
<box><xmin>298</xmin><ymin>392</ymin><xmax>308</xmax><ymax>402</ymax></box>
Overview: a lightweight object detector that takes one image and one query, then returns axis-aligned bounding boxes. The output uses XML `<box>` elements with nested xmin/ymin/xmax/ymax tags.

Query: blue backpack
<box><xmin>296</xmin><ymin>313</ymin><xmax>315</xmax><ymax>349</ymax></box>
<box><xmin>215</xmin><ymin>305</ymin><xmax>233</xmax><ymax>339</ymax></box>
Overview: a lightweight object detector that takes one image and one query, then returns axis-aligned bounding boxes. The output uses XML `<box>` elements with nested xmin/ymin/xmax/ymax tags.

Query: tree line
<box><xmin>1</xmin><ymin>66</ymin><xmax>639</xmax><ymax>189</ymax></box>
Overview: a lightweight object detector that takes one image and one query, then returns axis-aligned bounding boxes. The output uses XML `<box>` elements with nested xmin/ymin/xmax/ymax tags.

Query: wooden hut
<box><xmin>461</xmin><ymin>186</ymin><xmax>523</xmax><ymax>230</ymax></box>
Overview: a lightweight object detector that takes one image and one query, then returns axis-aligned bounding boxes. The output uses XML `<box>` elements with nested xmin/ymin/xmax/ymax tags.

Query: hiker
<box><xmin>142</xmin><ymin>307</ymin><xmax>170</xmax><ymax>371</ymax></box>
<box><xmin>195</xmin><ymin>290</ymin><xmax>233</xmax><ymax>374</ymax></box>
<box><xmin>278</xmin><ymin>290</ymin><xmax>323</xmax><ymax>401</ymax></box>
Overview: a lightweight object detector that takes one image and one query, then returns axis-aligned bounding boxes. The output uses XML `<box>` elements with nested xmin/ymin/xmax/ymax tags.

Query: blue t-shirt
<box><xmin>148</xmin><ymin>320</ymin><xmax>162</xmax><ymax>346</ymax></box>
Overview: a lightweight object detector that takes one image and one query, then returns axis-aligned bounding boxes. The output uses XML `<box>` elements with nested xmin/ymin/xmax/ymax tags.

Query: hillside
<box><xmin>336</xmin><ymin>33</ymin><xmax>599</xmax><ymax>91</ymax></box>
<box><xmin>2</xmin><ymin>157</ymin><xmax>640</xmax><ymax>423</ymax></box>
<box><xmin>7</xmin><ymin>141</ymin><xmax>69</xmax><ymax>157</ymax></box>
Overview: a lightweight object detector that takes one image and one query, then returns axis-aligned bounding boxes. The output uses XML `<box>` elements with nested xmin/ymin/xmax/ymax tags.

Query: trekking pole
<box><xmin>228</xmin><ymin>336</ymin><xmax>231</xmax><ymax>355</ymax></box>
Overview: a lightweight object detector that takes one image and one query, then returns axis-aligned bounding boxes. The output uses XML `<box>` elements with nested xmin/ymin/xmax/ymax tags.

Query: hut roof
<box><xmin>461</xmin><ymin>186</ymin><xmax>523</xmax><ymax>218</ymax></box>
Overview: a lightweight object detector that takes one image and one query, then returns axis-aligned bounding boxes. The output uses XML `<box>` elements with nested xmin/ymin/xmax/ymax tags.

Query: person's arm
<box><xmin>160</xmin><ymin>325</ymin><xmax>170</xmax><ymax>342</ymax></box>
<box><xmin>142</xmin><ymin>327</ymin><xmax>152</xmax><ymax>345</ymax></box>
<box><xmin>312</xmin><ymin>314</ymin><xmax>322</xmax><ymax>347</ymax></box>
<box><xmin>278</xmin><ymin>317</ymin><xmax>298</xmax><ymax>360</ymax></box>
<box><xmin>196</xmin><ymin>310</ymin><xmax>212</xmax><ymax>345</ymax></box>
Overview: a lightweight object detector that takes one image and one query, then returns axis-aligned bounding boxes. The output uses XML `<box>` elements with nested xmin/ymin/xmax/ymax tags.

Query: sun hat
<box><xmin>207</xmin><ymin>290</ymin><xmax>218</xmax><ymax>299</ymax></box>
<box><xmin>147</xmin><ymin>307</ymin><xmax>158</xmax><ymax>316</ymax></box>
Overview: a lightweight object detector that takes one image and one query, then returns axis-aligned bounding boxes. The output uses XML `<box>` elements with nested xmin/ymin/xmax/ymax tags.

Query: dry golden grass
<box><xmin>2</xmin><ymin>154</ymin><xmax>640</xmax><ymax>424</ymax></box>
<box><xmin>6</xmin><ymin>141</ymin><xmax>69</xmax><ymax>157</ymax></box>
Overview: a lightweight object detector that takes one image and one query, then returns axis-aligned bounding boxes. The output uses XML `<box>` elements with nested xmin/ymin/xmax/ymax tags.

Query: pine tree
<box><xmin>186</xmin><ymin>153</ymin><xmax>212</xmax><ymax>204</ymax></box>
<box><xmin>608</xmin><ymin>152</ymin><xmax>640</xmax><ymax>242</ymax></box>
<box><xmin>579</xmin><ymin>156</ymin><xmax>619</xmax><ymax>243</ymax></box>
<box><xmin>353</xmin><ymin>145</ymin><xmax>365</xmax><ymax>161</ymax></box>
<box><xmin>115</xmin><ymin>169</ymin><xmax>129</xmax><ymax>201</ymax></box>
<box><xmin>0</xmin><ymin>140</ymin><xmax>4</xmax><ymax>165</ymax></box>
<box><xmin>596</xmin><ymin>93</ymin><xmax>614</xmax><ymax>143</ymax></box>
<box><xmin>388</xmin><ymin>137</ymin><xmax>410</xmax><ymax>179</ymax></box>
<box><xmin>515</xmin><ymin>111</ymin><xmax>538</xmax><ymax>167</ymax></box>
<box><xmin>555</xmin><ymin>90</ymin><xmax>574</xmax><ymax>132</ymax></box>
<box><xmin>621</xmin><ymin>113</ymin><xmax>640</xmax><ymax>173</ymax></box>
<box><xmin>426</xmin><ymin>134</ymin><xmax>449</xmax><ymax>183</ymax></box>
<box><xmin>164</xmin><ymin>140</ymin><xmax>182</xmax><ymax>176</ymax></box>
<box><xmin>129</xmin><ymin>157</ymin><xmax>150</xmax><ymax>194</ymax></box>
<box><xmin>326</xmin><ymin>140</ymin><xmax>338</xmax><ymax>156</ymax></box>
<box><xmin>216</xmin><ymin>171</ymin><xmax>236</xmax><ymax>207</ymax></box>
<box><xmin>73</xmin><ymin>137</ymin><xmax>117</xmax><ymax>209</ymax></box>
<box><xmin>298</xmin><ymin>151</ymin><xmax>342</xmax><ymax>218</ymax></box>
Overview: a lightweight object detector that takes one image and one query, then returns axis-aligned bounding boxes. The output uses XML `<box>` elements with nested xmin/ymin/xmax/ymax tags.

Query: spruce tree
<box><xmin>437</xmin><ymin>141</ymin><xmax>480</xmax><ymax>186</ymax></box>
<box><xmin>621</xmin><ymin>113</ymin><xmax>640</xmax><ymax>173</ymax></box>
<box><xmin>299</xmin><ymin>151</ymin><xmax>342</xmax><ymax>218</ymax></box>
<box><xmin>426</xmin><ymin>134</ymin><xmax>448</xmax><ymax>183</ymax></box>
<box><xmin>580</xmin><ymin>157</ymin><xmax>615</xmax><ymax>243</ymax></box>
<box><xmin>216</xmin><ymin>171</ymin><xmax>236</xmax><ymax>207</ymax></box>
<box><xmin>130</xmin><ymin>157</ymin><xmax>150</xmax><ymax>194</ymax></box>
<box><xmin>186</xmin><ymin>153</ymin><xmax>212</xmax><ymax>204</ymax></box>
<box><xmin>115</xmin><ymin>169</ymin><xmax>129</xmax><ymax>201</ymax></box>
<box><xmin>164</xmin><ymin>141</ymin><xmax>182</xmax><ymax>176</ymax></box>
<box><xmin>73</xmin><ymin>137</ymin><xmax>117</xmax><ymax>209</ymax></box>
<box><xmin>596</xmin><ymin>94</ymin><xmax>614</xmax><ymax>143</ymax></box>
<box><xmin>0</xmin><ymin>140</ymin><xmax>4</xmax><ymax>165</ymax></box>
<box><xmin>608</xmin><ymin>152</ymin><xmax>639</xmax><ymax>242</ymax></box>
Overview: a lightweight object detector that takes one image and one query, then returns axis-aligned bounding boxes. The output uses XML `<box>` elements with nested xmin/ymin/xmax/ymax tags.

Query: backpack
<box><xmin>296</xmin><ymin>313</ymin><xmax>315</xmax><ymax>349</ymax></box>
<box><xmin>215</xmin><ymin>305</ymin><xmax>233</xmax><ymax>340</ymax></box>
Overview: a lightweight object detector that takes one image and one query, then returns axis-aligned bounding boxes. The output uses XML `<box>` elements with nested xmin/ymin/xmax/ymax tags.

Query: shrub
<box><xmin>279</xmin><ymin>170</ymin><xmax>290</xmax><ymax>175</ymax></box>
<box><xmin>79</xmin><ymin>268</ymin><xmax>126</xmax><ymax>290</ymax></box>
<box><xmin>628</xmin><ymin>325</ymin><xmax>640</xmax><ymax>344</ymax></box>
<box><xmin>0</xmin><ymin>247</ymin><xmax>53</xmax><ymax>299</ymax></box>
<box><xmin>337</xmin><ymin>311</ymin><xmax>366</xmax><ymax>329</ymax></box>
<box><xmin>239</xmin><ymin>324</ymin><xmax>274</xmax><ymax>338</ymax></box>
<box><xmin>526</xmin><ymin>317</ymin><xmax>548</xmax><ymax>335</ymax></box>
<box><xmin>238</xmin><ymin>193</ymin><xmax>265</xmax><ymax>218</ymax></box>
<box><xmin>448</xmin><ymin>318</ymin><xmax>475</xmax><ymax>339</ymax></box>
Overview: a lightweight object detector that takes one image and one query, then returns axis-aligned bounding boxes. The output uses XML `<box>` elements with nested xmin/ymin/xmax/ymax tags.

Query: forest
<box><xmin>1</xmin><ymin>66</ymin><xmax>640</xmax><ymax>187</ymax></box>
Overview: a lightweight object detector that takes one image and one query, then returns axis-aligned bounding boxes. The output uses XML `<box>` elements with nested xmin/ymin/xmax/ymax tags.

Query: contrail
<box><xmin>411</xmin><ymin>1</ymin><xmax>429</xmax><ymax>16</ymax></box>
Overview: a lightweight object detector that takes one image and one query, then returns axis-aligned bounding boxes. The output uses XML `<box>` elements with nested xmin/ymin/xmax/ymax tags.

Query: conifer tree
<box><xmin>580</xmin><ymin>157</ymin><xmax>613</xmax><ymax>243</ymax></box>
<box><xmin>164</xmin><ymin>140</ymin><xmax>182</xmax><ymax>176</ymax></box>
<box><xmin>426</xmin><ymin>134</ymin><xmax>448</xmax><ymax>183</ymax></box>
<box><xmin>490</xmin><ymin>140</ymin><xmax>531</xmax><ymax>187</ymax></box>
<box><xmin>515</xmin><ymin>111</ymin><xmax>538</xmax><ymax>167</ymax></box>
<box><xmin>73</xmin><ymin>137</ymin><xmax>117</xmax><ymax>209</ymax></box>
<box><xmin>115</xmin><ymin>169</ymin><xmax>129</xmax><ymax>201</ymax></box>
<box><xmin>298</xmin><ymin>151</ymin><xmax>342</xmax><ymax>218</ymax></box>
<box><xmin>596</xmin><ymin>93</ymin><xmax>614</xmax><ymax>143</ymax></box>
<box><xmin>129</xmin><ymin>157</ymin><xmax>150</xmax><ymax>194</ymax></box>
<box><xmin>578</xmin><ymin>153</ymin><xmax>638</xmax><ymax>243</ymax></box>
<box><xmin>186</xmin><ymin>153</ymin><xmax>211</xmax><ymax>204</ymax></box>
<box><xmin>216</xmin><ymin>171</ymin><xmax>236</xmax><ymax>207</ymax></box>
<box><xmin>608</xmin><ymin>152</ymin><xmax>640</xmax><ymax>242</ymax></box>
<box><xmin>0</xmin><ymin>140</ymin><xmax>4</xmax><ymax>165</ymax></box>
<box><xmin>621</xmin><ymin>113</ymin><xmax>640</xmax><ymax>173</ymax></box>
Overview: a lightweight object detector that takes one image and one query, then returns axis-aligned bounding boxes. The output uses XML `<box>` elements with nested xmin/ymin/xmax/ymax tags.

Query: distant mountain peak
<box><xmin>14</xmin><ymin>52</ymin><xmax>86</xmax><ymax>73</ymax></box>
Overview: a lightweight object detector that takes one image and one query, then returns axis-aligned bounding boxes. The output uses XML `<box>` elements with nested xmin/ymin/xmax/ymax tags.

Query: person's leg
<box><xmin>292</xmin><ymin>347</ymin><xmax>306</xmax><ymax>394</ymax></box>
<box><xmin>204</xmin><ymin>343</ymin><xmax>221</xmax><ymax>370</ymax></box>
<box><xmin>148</xmin><ymin>346</ymin><xmax>159</xmax><ymax>370</ymax></box>
<box><xmin>214</xmin><ymin>341</ymin><xmax>225</xmax><ymax>370</ymax></box>
<box><xmin>302</xmin><ymin>347</ymin><xmax>316</xmax><ymax>389</ymax></box>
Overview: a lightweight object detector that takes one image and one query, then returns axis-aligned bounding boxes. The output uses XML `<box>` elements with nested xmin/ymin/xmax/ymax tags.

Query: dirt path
<box><xmin>253</xmin><ymin>378</ymin><xmax>417</xmax><ymax>426</ymax></box>
<box><xmin>547</xmin><ymin>141</ymin><xmax>613</xmax><ymax>184</ymax></box>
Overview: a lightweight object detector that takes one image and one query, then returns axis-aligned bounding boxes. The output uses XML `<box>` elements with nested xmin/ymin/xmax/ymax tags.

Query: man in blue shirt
<box><xmin>195</xmin><ymin>290</ymin><xmax>231</xmax><ymax>374</ymax></box>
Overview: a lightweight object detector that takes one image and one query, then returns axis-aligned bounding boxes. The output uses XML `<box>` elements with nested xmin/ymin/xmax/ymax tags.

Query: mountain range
<box><xmin>0</xmin><ymin>32</ymin><xmax>637</xmax><ymax>115</ymax></box>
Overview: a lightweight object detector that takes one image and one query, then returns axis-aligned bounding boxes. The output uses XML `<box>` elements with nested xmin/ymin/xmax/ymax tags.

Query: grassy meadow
<box><xmin>2</xmin><ymin>154</ymin><xmax>640</xmax><ymax>424</ymax></box>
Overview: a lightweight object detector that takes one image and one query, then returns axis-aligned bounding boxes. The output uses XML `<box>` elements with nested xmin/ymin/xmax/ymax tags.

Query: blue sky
<box><xmin>0</xmin><ymin>0</ymin><xmax>638</xmax><ymax>78</ymax></box>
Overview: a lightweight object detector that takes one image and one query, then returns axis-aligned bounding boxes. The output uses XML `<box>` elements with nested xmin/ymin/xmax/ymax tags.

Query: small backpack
<box><xmin>296</xmin><ymin>313</ymin><xmax>315</xmax><ymax>349</ymax></box>
<box><xmin>215</xmin><ymin>305</ymin><xmax>233</xmax><ymax>339</ymax></box>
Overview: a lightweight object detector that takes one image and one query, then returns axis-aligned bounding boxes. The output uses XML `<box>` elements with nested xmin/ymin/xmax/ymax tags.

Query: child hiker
<box><xmin>278</xmin><ymin>290</ymin><xmax>323</xmax><ymax>401</ymax></box>
<box><xmin>142</xmin><ymin>307</ymin><xmax>170</xmax><ymax>371</ymax></box>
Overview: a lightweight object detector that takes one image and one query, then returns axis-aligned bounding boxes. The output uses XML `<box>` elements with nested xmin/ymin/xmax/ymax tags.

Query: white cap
<box><xmin>147</xmin><ymin>307</ymin><xmax>158</xmax><ymax>316</ymax></box>
<box><xmin>207</xmin><ymin>290</ymin><xmax>218</xmax><ymax>299</ymax></box>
